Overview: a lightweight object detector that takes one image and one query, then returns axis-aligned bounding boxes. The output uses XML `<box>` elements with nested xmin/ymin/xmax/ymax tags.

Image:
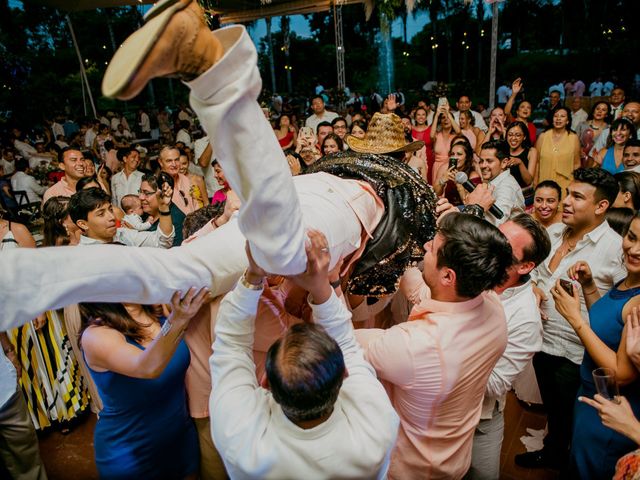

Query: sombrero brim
<box><xmin>345</xmin><ymin>135</ymin><xmax>425</xmax><ymax>154</ymax></box>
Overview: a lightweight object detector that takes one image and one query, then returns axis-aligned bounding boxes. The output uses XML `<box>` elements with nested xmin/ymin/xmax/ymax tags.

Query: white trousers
<box><xmin>0</xmin><ymin>26</ymin><xmax>373</xmax><ymax>329</ymax></box>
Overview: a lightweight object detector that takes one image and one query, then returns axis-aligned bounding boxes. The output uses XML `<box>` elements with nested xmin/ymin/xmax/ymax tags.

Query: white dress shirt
<box><xmin>487</xmin><ymin>170</ymin><xmax>525</xmax><ymax>226</ymax></box>
<box><xmin>480</xmin><ymin>280</ymin><xmax>542</xmax><ymax>419</ymax></box>
<box><xmin>78</xmin><ymin>225</ymin><xmax>173</xmax><ymax>249</ymax></box>
<box><xmin>305</xmin><ymin>111</ymin><xmax>339</xmax><ymax>133</ymax></box>
<box><xmin>111</xmin><ymin>170</ymin><xmax>144</xmax><ymax>208</ymax></box>
<box><xmin>531</xmin><ymin>221</ymin><xmax>626</xmax><ymax>364</ymax></box>
<box><xmin>11</xmin><ymin>171</ymin><xmax>46</xmax><ymax>203</ymax></box>
<box><xmin>210</xmin><ymin>284</ymin><xmax>399</xmax><ymax>480</ymax></box>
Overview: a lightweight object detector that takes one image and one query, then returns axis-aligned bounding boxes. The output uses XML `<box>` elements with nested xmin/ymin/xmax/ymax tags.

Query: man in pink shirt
<box><xmin>356</xmin><ymin>213</ymin><xmax>513</xmax><ymax>479</ymax></box>
<box><xmin>42</xmin><ymin>148</ymin><xmax>86</xmax><ymax>204</ymax></box>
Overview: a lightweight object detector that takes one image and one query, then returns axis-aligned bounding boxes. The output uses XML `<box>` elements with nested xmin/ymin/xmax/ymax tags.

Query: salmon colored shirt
<box><xmin>356</xmin><ymin>276</ymin><xmax>507</xmax><ymax>480</ymax></box>
<box><xmin>42</xmin><ymin>177</ymin><xmax>75</xmax><ymax>204</ymax></box>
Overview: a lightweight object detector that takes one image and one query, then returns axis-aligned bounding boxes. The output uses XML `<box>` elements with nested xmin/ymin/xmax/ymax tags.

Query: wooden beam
<box><xmin>217</xmin><ymin>0</ymin><xmax>364</xmax><ymax>24</ymax></box>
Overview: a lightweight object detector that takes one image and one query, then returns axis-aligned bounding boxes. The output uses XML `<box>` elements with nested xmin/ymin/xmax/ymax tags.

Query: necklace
<box><xmin>622</xmin><ymin>277</ymin><xmax>640</xmax><ymax>290</ymax></box>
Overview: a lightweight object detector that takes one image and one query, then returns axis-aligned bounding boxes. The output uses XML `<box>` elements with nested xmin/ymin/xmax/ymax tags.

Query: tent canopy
<box><xmin>28</xmin><ymin>0</ymin><xmax>365</xmax><ymax>23</ymax></box>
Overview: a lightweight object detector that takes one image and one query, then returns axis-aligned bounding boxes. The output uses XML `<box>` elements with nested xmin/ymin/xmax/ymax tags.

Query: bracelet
<box><xmin>158</xmin><ymin>209</ymin><xmax>171</xmax><ymax>216</ymax></box>
<box><xmin>330</xmin><ymin>279</ymin><xmax>342</xmax><ymax>289</ymax></box>
<box><xmin>462</xmin><ymin>204</ymin><xmax>485</xmax><ymax>219</ymax></box>
<box><xmin>160</xmin><ymin>319</ymin><xmax>173</xmax><ymax>337</ymax></box>
<box><xmin>240</xmin><ymin>270</ymin><xmax>264</xmax><ymax>290</ymax></box>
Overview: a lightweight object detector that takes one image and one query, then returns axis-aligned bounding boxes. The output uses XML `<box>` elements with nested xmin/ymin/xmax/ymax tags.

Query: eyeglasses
<box><xmin>139</xmin><ymin>189</ymin><xmax>157</xmax><ymax>197</ymax></box>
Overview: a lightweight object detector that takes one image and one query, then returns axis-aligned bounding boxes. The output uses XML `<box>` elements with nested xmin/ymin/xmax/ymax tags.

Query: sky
<box><xmin>247</xmin><ymin>10</ymin><xmax>431</xmax><ymax>45</ymax></box>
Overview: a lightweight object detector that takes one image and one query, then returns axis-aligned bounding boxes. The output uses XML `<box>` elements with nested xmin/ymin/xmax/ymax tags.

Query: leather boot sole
<box><xmin>101</xmin><ymin>0</ymin><xmax>192</xmax><ymax>99</ymax></box>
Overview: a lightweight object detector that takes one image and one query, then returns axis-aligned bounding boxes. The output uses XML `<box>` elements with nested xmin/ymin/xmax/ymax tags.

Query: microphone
<box><xmin>455</xmin><ymin>171</ymin><xmax>504</xmax><ymax>219</ymax></box>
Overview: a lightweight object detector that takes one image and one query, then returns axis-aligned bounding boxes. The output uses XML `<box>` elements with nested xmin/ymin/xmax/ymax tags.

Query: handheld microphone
<box><xmin>455</xmin><ymin>171</ymin><xmax>504</xmax><ymax>219</ymax></box>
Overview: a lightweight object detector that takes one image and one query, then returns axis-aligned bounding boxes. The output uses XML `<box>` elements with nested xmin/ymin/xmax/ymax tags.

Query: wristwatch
<box><xmin>462</xmin><ymin>204</ymin><xmax>485</xmax><ymax>219</ymax></box>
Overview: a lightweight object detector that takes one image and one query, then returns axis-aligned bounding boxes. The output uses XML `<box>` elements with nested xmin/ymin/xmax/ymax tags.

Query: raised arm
<box><xmin>504</xmin><ymin>78</ymin><xmax>523</xmax><ymax>118</ymax></box>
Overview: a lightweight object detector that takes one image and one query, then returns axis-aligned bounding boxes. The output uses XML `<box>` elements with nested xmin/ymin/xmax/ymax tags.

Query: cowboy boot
<box><xmin>102</xmin><ymin>0</ymin><xmax>223</xmax><ymax>100</ymax></box>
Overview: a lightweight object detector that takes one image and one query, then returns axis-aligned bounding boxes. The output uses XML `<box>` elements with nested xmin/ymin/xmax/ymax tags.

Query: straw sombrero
<box><xmin>345</xmin><ymin>112</ymin><xmax>424</xmax><ymax>154</ymax></box>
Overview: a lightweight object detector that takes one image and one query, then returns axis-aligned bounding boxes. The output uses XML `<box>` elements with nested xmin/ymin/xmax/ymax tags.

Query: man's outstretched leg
<box><xmin>104</xmin><ymin>1</ymin><xmax>309</xmax><ymax>275</ymax></box>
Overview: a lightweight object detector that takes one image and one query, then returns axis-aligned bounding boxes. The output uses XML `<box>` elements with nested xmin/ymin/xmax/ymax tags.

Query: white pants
<box><xmin>0</xmin><ymin>26</ymin><xmax>375</xmax><ymax>329</ymax></box>
<box><xmin>466</xmin><ymin>406</ymin><xmax>504</xmax><ymax>480</ymax></box>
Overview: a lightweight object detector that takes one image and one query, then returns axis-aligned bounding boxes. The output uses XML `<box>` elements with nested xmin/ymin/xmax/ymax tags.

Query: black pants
<box><xmin>533</xmin><ymin>351</ymin><xmax>581</xmax><ymax>465</ymax></box>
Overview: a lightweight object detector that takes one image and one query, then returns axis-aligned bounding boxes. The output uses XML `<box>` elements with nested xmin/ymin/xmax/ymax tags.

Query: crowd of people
<box><xmin>2</xmin><ymin>2</ymin><xmax>640</xmax><ymax>480</ymax></box>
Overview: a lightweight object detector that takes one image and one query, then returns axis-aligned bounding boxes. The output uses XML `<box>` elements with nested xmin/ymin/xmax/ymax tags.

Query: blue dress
<box><xmin>601</xmin><ymin>147</ymin><xmax>624</xmax><ymax>174</ymax></box>
<box><xmin>87</xmin><ymin>323</ymin><xmax>198</xmax><ymax>479</ymax></box>
<box><xmin>570</xmin><ymin>282</ymin><xmax>640</xmax><ymax>479</ymax></box>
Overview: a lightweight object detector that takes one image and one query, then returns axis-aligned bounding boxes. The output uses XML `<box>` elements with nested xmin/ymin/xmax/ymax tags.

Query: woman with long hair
<box><xmin>411</xmin><ymin>106</ymin><xmax>435</xmax><ymax>178</ymax></box>
<box><xmin>504</xmin><ymin>78</ymin><xmax>537</xmax><ymax>144</ymax></box>
<box><xmin>430</xmin><ymin>102</ymin><xmax>461</xmax><ymax>185</ymax></box>
<box><xmin>321</xmin><ymin>133</ymin><xmax>343</xmax><ymax>156</ymax></box>
<box><xmin>552</xmin><ymin>212</ymin><xmax>640</xmax><ymax>479</ymax></box>
<box><xmin>593</xmin><ymin>118</ymin><xmax>637</xmax><ymax>174</ymax></box>
<box><xmin>532</xmin><ymin>180</ymin><xmax>563</xmax><ymax>229</ymax></box>
<box><xmin>613</xmin><ymin>171</ymin><xmax>640</xmax><ymax>212</ymax></box>
<box><xmin>536</xmin><ymin>107</ymin><xmax>581</xmax><ymax>193</ymax></box>
<box><xmin>576</xmin><ymin>101</ymin><xmax>610</xmax><ymax>167</ymax></box>
<box><xmin>504</xmin><ymin>121</ymin><xmax>539</xmax><ymax>207</ymax></box>
<box><xmin>78</xmin><ymin>287</ymin><xmax>209</xmax><ymax>479</ymax></box>
<box><xmin>274</xmin><ymin>114</ymin><xmax>297</xmax><ymax>150</ymax></box>
<box><xmin>432</xmin><ymin>139</ymin><xmax>480</xmax><ymax>206</ymax></box>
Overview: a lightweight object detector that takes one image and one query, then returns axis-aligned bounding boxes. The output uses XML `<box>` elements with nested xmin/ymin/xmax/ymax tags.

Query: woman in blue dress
<box><xmin>552</xmin><ymin>213</ymin><xmax>640</xmax><ymax>479</ymax></box>
<box><xmin>79</xmin><ymin>287</ymin><xmax>209</xmax><ymax>479</ymax></box>
<box><xmin>594</xmin><ymin>118</ymin><xmax>636</xmax><ymax>175</ymax></box>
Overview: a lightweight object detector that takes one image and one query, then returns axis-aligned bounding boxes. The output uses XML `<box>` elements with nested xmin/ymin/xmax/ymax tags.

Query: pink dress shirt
<box><xmin>42</xmin><ymin>177</ymin><xmax>75</xmax><ymax>204</ymax></box>
<box><xmin>356</xmin><ymin>274</ymin><xmax>507</xmax><ymax>480</ymax></box>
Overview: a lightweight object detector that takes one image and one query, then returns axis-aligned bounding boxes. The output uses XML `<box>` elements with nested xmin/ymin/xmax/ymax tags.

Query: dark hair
<box><xmin>311</xmin><ymin>95</ymin><xmax>324</xmax><ymax>104</ymax></box>
<box><xmin>78</xmin><ymin>302</ymin><xmax>157</xmax><ymax>350</ymax></box>
<box><xmin>587</xmin><ymin>101</ymin><xmax>611</xmax><ymax>122</ymax></box>
<box><xmin>506</xmin><ymin>121</ymin><xmax>532</xmax><ymax>149</ymax></box>
<box><xmin>572</xmin><ymin>167</ymin><xmax>619</xmax><ymax>206</ymax></box>
<box><xmin>316</xmin><ymin>121</ymin><xmax>332</xmax><ymax>136</ymax></box>
<box><xmin>321</xmin><ymin>133</ymin><xmax>344</xmax><ymax>155</ymax></box>
<box><xmin>182</xmin><ymin>204</ymin><xmax>226</xmax><ymax>239</ymax></box>
<box><xmin>510</xmin><ymin>213</ymin><xmax>552</xmax><ymax>267</ymax></box>
<box><xmin>265</xmin><ymin>323</ymin><xmax>345</xmax><ymax>423</ymax></box>
<box><xmin>331</xmin><ymin>117</ymin><xmax>347</xmax><ymax>127</ymax></box>
<box><xmin>58</xmin><ymin>147</ymin><xmax>83</xmax><ymax>164</ymax></box>
<box><xmin>606</xmin><ymin>207</ymin><xmax>635</xmax><ymax>236</ymax></box>
<box><xmin>614</xmin><ymin>171</ymin><xmax>640</xmax><ymax>210</ymax></box>
<box><xmin>15</xmin><ymin>158</ymin><xmax>29</xmax><ymax>172</ymax></box>
<box><xmin>68</xmin><ymin>187</ymin><xmax>112</xmax><ymax>223</ymax></box>
<box><xmin>552</xmin><ymin>106</ymin><xmax>573</xmax><ymax>132</ymax></box>
<box><xmin>625</xmin><ymin>138</ymin><xmax>640</xmax><ymax>151</ymax></box>
<box><xmin>141</xmin><ymin>171</ymin><xmax>174</xmax><ymax>191</ymax></box>
<box><xmin>179</xmin><ymin>120</ymin><xmax>190</xmax><ymax>130</ymax></box>
<box><xmin>535</xmin><ymin>180</ymin><xmax>562</xmax><ymax>200</ymax></box>
<box><xmin>350</xmin><ymin>119</ymin><xmax>368</xmax><ymax>133</ymax></box>
<box><xmin>448</xmin><ymin>140</ymin><xmax>474</xmax><ymax>176</ymax></box>
<box><xmin>117</xmin><ymin>147</ymin><xmax>137</xmax><ymax>162</ymax></box>
<box><xmin>275</xmin><ymin>114</ymin><xmax>290</xmax><ymax>129</ymax></box>
<box><xmin>480</xmin><ymin>139</ymin><xmax>509</xmax><ymax>160</ymax></box>
<box><xmin>606</xmin><ymin>118</ymin><xmax>637</xmax><ymax>149</ymax></box>
<box><xmin>104</xmin><ymin>140</ymin><xmax>114</xmax><ymax>151</ymax></box>
<box><xmin>76</xmin><ymin>175</ymin><xmax>101</xmax><ymax>191</ymax></box>
<box><xmin>436</xmin><ymin>213</ymin><xmax>512</xmax><ymax>298</ymax></box>
<box><xmin>42</xmin><ymin>196</ymin><xmax>71</xmax><ymax>246</ymax></box>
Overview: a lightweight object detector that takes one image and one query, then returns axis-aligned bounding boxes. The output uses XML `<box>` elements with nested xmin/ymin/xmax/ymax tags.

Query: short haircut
<box><xmin>182</xmin><ymin>204</ymin><xmax>226</xmax><ymax>239</ymax></box>
<box><xmin>265</xmin><ymin>323</ymin><xmax>345</xmax><ymax>423</ymax></box>
<box><xmin>316</xmin><ymin>121</ymin><xmax>333</xmax><ymax>136</ymax></box>
<box><xmin>58</xmin><ymin>147</ymin><xmax>82</xmax><ymax>164</ymax></box>
<box><xmin>76</xmin><ymin>175</ymin><xmax>101</xmax><ymax>191</ymax></box>
<box><xmin>120</xmin><ymin>194</ymin><xmax>140</xmax><ymax>213</ymax></box>
<box><xmin>535</xmin><ymin>180</ymin><xmax>562</xmax><ymax>200</ymax></box>
<box><xmin>15</xmin><ymin>158</ymin><xmax>28</xmax><ymax>172</ymax></box>
<box><xmin>624</xmin><ymin>138</ymin><xmax>640</xmax><ymax>151</ymax></box>
<box><xmin>572</xmin><ymin>167</ymin><xmax>619</xmax><ymax>206</ymax></box>
<box><xmin>614</xmin><ymin>171</ymin><xmax>640</xmax><ymax>210</ymax></box>
<box><xmin>117</xmin><ymin>147</ymin><xmax>137</xmax><ymax>162</ymax></box>
<box><xmin>509</xmin><ymin>213</ymin><xmax>552</xmax><ymax>267</ymax></box>
<box><xmin>69</xmin><ymin>187</ymin><xmax>112</xmax><ymax>223</ymax></box>
<box><xmin>311</xmin><ymin>95</ymin><xmax>324</xmax><ymax>104</ymax></box>
<box><xmin>480</xmin><ymin>139</ymin><xmax>509</xmax><ymax>160</ymax></box>
<box><xmin>606</xmin><ymin>207</ymin><xmax>635</xmax><ymax>236</ymax></box>
<box><xmin>436</xmin><ymin>213</ymin><xmax>512</xmax><ymax>298</ymax></box>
